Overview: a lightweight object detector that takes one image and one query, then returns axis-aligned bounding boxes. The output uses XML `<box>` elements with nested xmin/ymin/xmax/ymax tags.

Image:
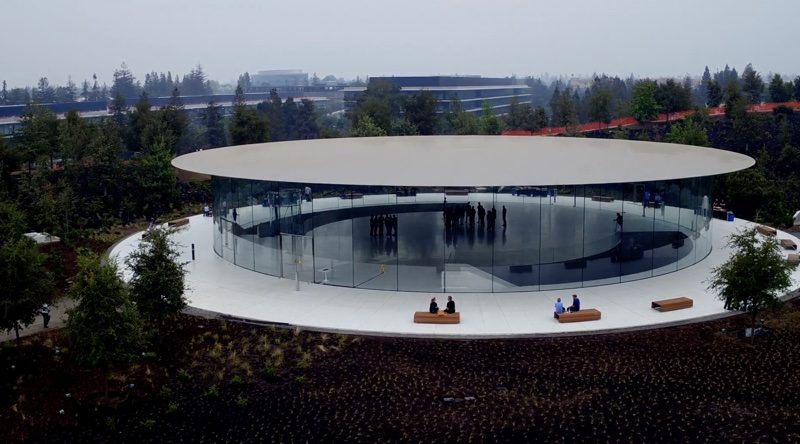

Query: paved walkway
<box><xmin>109</xmin><ymin>215</ymin><xmax>800</xmax><ymax>338</ymax></box>
<box><xmin>0</xmin><ymin>298</ymin><xmax>76</xmax><ymax>343</ymax></box>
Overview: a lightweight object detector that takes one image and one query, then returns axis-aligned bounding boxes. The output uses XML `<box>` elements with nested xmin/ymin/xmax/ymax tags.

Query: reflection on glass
<box><xmin>209</xmin><ymin>176</ymin><xmax>714</xmax><ymax>292</ymax></box>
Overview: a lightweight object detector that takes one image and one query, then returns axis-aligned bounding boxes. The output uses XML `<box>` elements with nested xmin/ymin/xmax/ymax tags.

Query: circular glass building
<box><xmin>173</xmin><ymin>136</ymin><xmax>753</xmax><ymax>293</ymax></box>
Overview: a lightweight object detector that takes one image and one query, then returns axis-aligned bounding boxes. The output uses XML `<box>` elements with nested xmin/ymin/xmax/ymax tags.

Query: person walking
<box><xmin>40</xmin><ymin>303</ymin><xmax>50</xmax><ymax>328</ymax></box>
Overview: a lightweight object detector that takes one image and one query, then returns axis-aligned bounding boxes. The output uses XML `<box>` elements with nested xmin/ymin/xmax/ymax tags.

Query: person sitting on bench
<box><xmin>444</xmin><ymin>296</ymin><xmax>456</xmax><ymax>314</ymax></box>
<box><xmin>429</xmin><ymin>297</ymin><xmax>439</xmax><ymax>314</ymax></box>
<box><xmin>566</xmin><ymin>294</ymin><xmax>580</xmax><ymax>313</ymax></box>
<box><xmin>554</xmin><ymin>297</ymin><xmax>565</xmax><ymax>314</ymax></box>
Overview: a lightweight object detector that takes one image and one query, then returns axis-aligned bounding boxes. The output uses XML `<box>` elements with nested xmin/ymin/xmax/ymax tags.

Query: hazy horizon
<box><xmin>3</xmin><ymin>0</ymin><xmax>799</xmax><ymax>89</ymax></box>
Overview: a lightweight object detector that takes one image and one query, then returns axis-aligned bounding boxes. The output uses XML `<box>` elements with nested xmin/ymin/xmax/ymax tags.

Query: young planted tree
<box><xmin>125</xmin><ymin>226</ymin><xmax>187</xmax><ymax>321</ymax></box>
<box><xmin>708</xmin><ymin>227</ymin><xmax>793</xmax><ymax>339</ymax></box>
<box><xmin>630</xmin><ymin>79</ymin><xmax>661</xmax><ymax>123</ymax></box>
<box><xmin>67</xmin><ymin>251</ymin><xmax>142</xmax><ymax>394</ymax></box>
<box><xmin>0</xmin><ymin>234</ymin><xmax>54</xmax><ymax>344</ymax></box>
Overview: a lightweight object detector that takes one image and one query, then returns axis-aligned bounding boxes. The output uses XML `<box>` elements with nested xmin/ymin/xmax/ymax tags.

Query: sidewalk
<box><xmin>0</xmin><ymin>298</ymin><xmax>76</xmax><ymax>342</ymax></box>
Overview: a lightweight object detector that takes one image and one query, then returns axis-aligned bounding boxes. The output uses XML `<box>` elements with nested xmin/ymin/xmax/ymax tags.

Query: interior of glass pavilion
<box><xmin>211</xmin><ymin>177</ymin><xmax>713</xmax><ymax>293</ymax></box>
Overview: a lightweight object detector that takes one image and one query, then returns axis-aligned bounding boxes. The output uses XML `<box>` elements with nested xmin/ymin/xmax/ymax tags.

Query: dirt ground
<box><xmin>3</xmin><ymin>300</ymin><xmax>800</xmax><ymax>443</ymax></box>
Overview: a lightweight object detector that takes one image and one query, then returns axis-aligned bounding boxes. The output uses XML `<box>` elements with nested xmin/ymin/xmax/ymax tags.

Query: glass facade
<box><xmin>211</xmin><ymin>177</ymin><xmax>713</xmax><ymax>293</ymax></box>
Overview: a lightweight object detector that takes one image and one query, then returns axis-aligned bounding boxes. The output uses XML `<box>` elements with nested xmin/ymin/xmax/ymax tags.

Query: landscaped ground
<box><xmin>3</xmin><ymin>299</ymin><xmax>800</xmax><ymax>443</ymax></box>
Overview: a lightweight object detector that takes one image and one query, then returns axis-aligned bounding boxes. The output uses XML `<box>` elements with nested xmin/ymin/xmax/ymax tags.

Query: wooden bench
<box><xmin>167</xmin><ymin>218</ymin><xmax>189</xmax><ymax>227</ymax></box>
<box><xmin>780</xmin><ymin>239</ymin><xmax>797</xmax><ymax>250</ymax></box>
<box><xmin>756</xmin><ymin>225</ymin><xmax>777</xmax><ymax>237</ymax></box>
<box><xmin>413</xmin><ymin>311</ymin><xmax>460</xmax><ymax>324</ymax></box>
<box><xmin>554</xmin><ymin>308</ymin><xmax>601</xmax><ymax>323</ymax></box>
<box><xmin>787</xmin><ymin>254</ymin><xmax>800</xmax><ymax>266</ymax></box>
<box><xmin>591</xmin><ymin>195</ymin><xmax>614</xmax><ymax>203</ymax></box>
<box><xmin>651</xmin><ymin>297</ymin><xmax>693</xmax><ymax>312</ymax></box>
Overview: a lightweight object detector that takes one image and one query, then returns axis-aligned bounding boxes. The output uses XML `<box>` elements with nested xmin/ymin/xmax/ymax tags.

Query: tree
<box><xmin>654</xmin><ymin>78</ymin><xmax>692</xmax><ymax>121</ymax></box>
<box><xmin>237</xmin><ymin>72</ymin><xmax>252</xmax><ymax>93</ymax></box>
<box><xmin>441</xmin><ymin>98</ymin><xmax>479</xmax><ymax>135</ymax></box>
<box><xmin>136</xmin><ymin>132</ymin><xmax>179</xmax><ymax>217</ymax></box>
<box><xmin>160</xmin><ymin>87</ymin><xmax>189</xmax><ymax>153</ymax></box>
<box><xmin>724</xmin><ymin>80</ymin><xmax>748</xmax><ymax>120</ymax></box>
<box><xmin>110</xmin><ymin>62</ymin><xmax>141</xmax><ymax>99</ymax></box>
<box><xmin>350</xmin><ymin>79</ymin><xmax>404</xmax><ymax>135</ymax></box>
<box><xmin>0</xmin><ymin>235</ymin><xmax>54</xmax><ymax>343</ymax></box>
<box><xmin>229</xmin><ymin>85</ymin><xmax>268</xmax><ymax>145</ymax></box>
<box><xmin>350</xmin><ymin>114</ymin><xmax>387</xmax><ymax>137</ymax></box>
<box><xmin>19</xmin><ymin>104</ymin><xmax>59</xmax><ymax>169</ymax></box>
<box><xmin>794</xmin><ymin>77</ymin><xmax>800</xmax><ymax>101</ymax></box>
<box><xmin>588</xmin><ymin>89</ymin><xmax>613</xmax><ymax>128</ymax></box>
<box><xmin>768</xmin><ymin>74</ymin><xmax>791</xmax><ymax>103</ymax></box>
<box><xmin>282</xmin><ymin>97</ymin><xmax>300</xmax><ymax>140</ymax></box>
<box><xmin>204</xmin><ymin>100</ymin><xmax>226</xmax><ymax>147</ymax></box>
<box><xmin>666</xmin><ymin>117</ymin><xmax>709</xmax><ymax>146</ymax></box>
<box><xmin>630</xmin><ymin>80</ymin><xmax>661</xmax><ymax>123</ymax></box>
<box><xmin>479</xmin><ymin>102</ymin><xmax>501</xmax><ymax>135</ymax></box>
<box><xmin>0</xmin><ymin>80</ymin><xmax>7</xmax><ymax>104</ymax></box>
<box><xmin>59</xmin><ymin>109</ymin><xmax>93</xmax><ymax>166</ymax></box>
<box><xmin>257</xmin><ymin>89</ymin><xmax>286</xmax><ymax>141</ymax></box>
<box><xmin>708</xmin><ymin>228</ymin><xmax>792</xmax><ymax>339</ymax></box>
<box><xmin>125</xmin><ymin>227</ymin><xmax>187</xmax><ymax>320</ymax></box>
<box><xmin>740</xmin><ymin>63</ymin><xmax>764</xmax><ymax>104</ymax></box>
<box><xmin>403</xmin><ymin>91</ymin><xmax>439</xmax><ymax>135</ymax></box>
<box><xmin>296</xmin><ymin>99</ymin><xmax>320</xmax><ymax>140</ymax></box>
<box><xmin>67</xmin><ymin>251</ymin><xmax>142</xmax><ymax>393</ymax></box>
<box><xmin>706</xmin><ymin>79</ymin><xmax>723</xmax><ymax>107</ymax></box>
<box><xmin>549</xmin><ymin>85</ymin><xmax>579</xmax><ymax>127</ymax></box>
<box><xmin>33</xmin><ymin>77</ymin><xmax>56</xmax><ymax>103</ymax></box>
<box><xmin>180</xmin><ymin>65</ymin><xmax>212</xmax><ymax>96</ymax></box>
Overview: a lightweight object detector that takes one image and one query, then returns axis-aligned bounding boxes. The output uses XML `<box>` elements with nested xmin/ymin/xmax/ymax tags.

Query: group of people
<box><xmin>554</xmin><ymin>294</ymin><xmax>581</xmax><ymax>314</ymax></box>
<box><xmin>429</xmin><ymin>296</ymin><xmax>456</xmax><ymax>314</ymax></box>
<box><xmin>369</xmin><ymin>214</ymin><xmax>398</xmax><ymax>237</ymax></box>
<box><xmin>443</xmin><ymin>203</ymin><xmax>506</xmax><ymax>232</ymax></box>
<box><xmin>425</xmin><ymin>293</ymin><xmax>580</xmax><ymax>318</ymax></box>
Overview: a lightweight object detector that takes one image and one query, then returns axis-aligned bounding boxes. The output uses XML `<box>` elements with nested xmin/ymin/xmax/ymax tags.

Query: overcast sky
<box><xmin>3</xmin><ymin>0</ymin><xmax>798</xmax><ymax>88</ymax></box>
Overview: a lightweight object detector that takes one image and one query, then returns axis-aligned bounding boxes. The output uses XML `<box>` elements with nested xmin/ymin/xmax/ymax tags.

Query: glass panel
<box><xmin>398</xmin><ymin>186</ymin><xmax>444</xmax><ymax>292</ymax></box>
<box><xmin>311</xmin><ymin>183</ymin><xmax>353</xmax><ymax>286</ymax></box>
<box><xmin>621</xmin><ymin>182</ymin><xmax>654</xmax><ymax>282</ymax></box>
<box><xmin>676</xmin><ymin>178</ymin><xmax>697</xmax><ymax>270</ymax></box>
<box><xmin>494</xmin><ymin>186</ymin><xmax>541</xmax><ymax>292</ymax></box>
<box><xmin>443</xmin><ymin>187</ymin><xmax>493</xmax><ymax>292</ymax></box>
<box><xmin>651</xmin><ymin>180</ymin><xmax>680</xmax><ymax>276</ymax></box>
<box><xmin>353</xmin><ymin>186</ymin><xmax>398</xmax><ymax>290</ymax></box>
<box><xmin>233</xmin><ymin>179</ymin><xmax>255</xmax><ymax>270</ymax></box>
<box><xmin>539</xmin><ymin>185</ymin><xmax>585</xmax><ymax>290</ymax></box>
<box><xmin>253</xmin><ymin>181</ymin><xmax>281</xmax><ymax>276</ymax></box>
<box><xmin>582</xmin><ymin>183</ymin><xmax>622</xmax><ymax>287</ymax></box>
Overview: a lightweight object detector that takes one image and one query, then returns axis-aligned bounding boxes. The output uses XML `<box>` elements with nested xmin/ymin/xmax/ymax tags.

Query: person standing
<box><xmin>642</xmin><ymin>190</ymin><xmax>651</xmax><ymax>217</ymax></box>
<box><xmin>502</xmin><ymin>205</ymin><xmax>507</xmax><ymax>227</ymax></box>
<box><xmin>40</xmin><ymin>303</ymin><xmax>50</xmax><ymax>328</ymax></box>
<box><xmin>478</xmin><ymin>203</ymin><xmax>486</xmax><ymax>226</ymax></box>
<box><xmin>615</xmin><ymin>212</ymin><xmax>623</xmax><ymax>232</ymax></box>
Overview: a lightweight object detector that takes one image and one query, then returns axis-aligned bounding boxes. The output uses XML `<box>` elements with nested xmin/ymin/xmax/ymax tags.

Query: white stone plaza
<box><xmin>109</xmin><ymin>214</ymin><xmax>800</xmax><ymax>338</ymax></box>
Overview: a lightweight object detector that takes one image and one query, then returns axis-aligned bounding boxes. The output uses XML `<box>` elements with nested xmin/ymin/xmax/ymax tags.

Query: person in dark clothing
<box><xmin>429</xmin><ymin>297</ymin><xmax>439</xmax><ymax>314</ymax></box>
<box><xmin>232</xmin><ymin>208</ymin><xmax>238</xmax><ymax>222</ymax></box>
<box><xmin>615</xmin><ymin>212</ymin><xmax>623</xmax><ymax>232</ymax></box>
<box><xmin>378</xmin><ymin>215</ymin><xmax>384</xmax><ymax>236</ymax></box>
<box><xmin>567</xmin><ymin>294</ymin><xmax>581</xmax><ymax>312</ymax></box>
<box><xmin>40</xmin><ymin>304</ymin><xmax>50</xmax><ymax>328</ymax></box>
<box><xmin>384</xmin><ymin>214</ymin><xmax>392</xmax><ymax>237</ymax></box>
<box><xmin>469</xmin><ymin>205</ymin><xmax>476</xmax><ymax>226</ymax></box>
<box><xmin>502</xmin><ymin>205</ymin><xmax>507</xmax><ymax>227</ymax></box>
<box><xmin>369</xmin><ymin>215</ymin><xmax>375</xmax><ymax>236</ymax></box>
<box><xmin>478</xmin><ymin>203</ymin><xmax>486</xmax><ymax>225</ymax></box>
<box><xmin>444</xmin><ymin>296</ymin><xmax>456</xmax><ymax>314</ymax></box>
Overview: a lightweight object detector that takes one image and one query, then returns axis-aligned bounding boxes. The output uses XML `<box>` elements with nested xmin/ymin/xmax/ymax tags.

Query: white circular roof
<box><xmin>172</xmin><ymin>136</ymin><xmax>754</xmax><ymax>186</ymax></box>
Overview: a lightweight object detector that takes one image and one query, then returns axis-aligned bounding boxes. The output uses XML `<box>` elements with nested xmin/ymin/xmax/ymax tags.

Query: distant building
<box><xmin>344</xmin><ymin>76</ymin><xmax>533</xmax><ymax>116</ymax></box>
<box><xmin>251</xmin><ymin>69</ymin><xmax>309</xmax><ymax>88</ymax></box>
